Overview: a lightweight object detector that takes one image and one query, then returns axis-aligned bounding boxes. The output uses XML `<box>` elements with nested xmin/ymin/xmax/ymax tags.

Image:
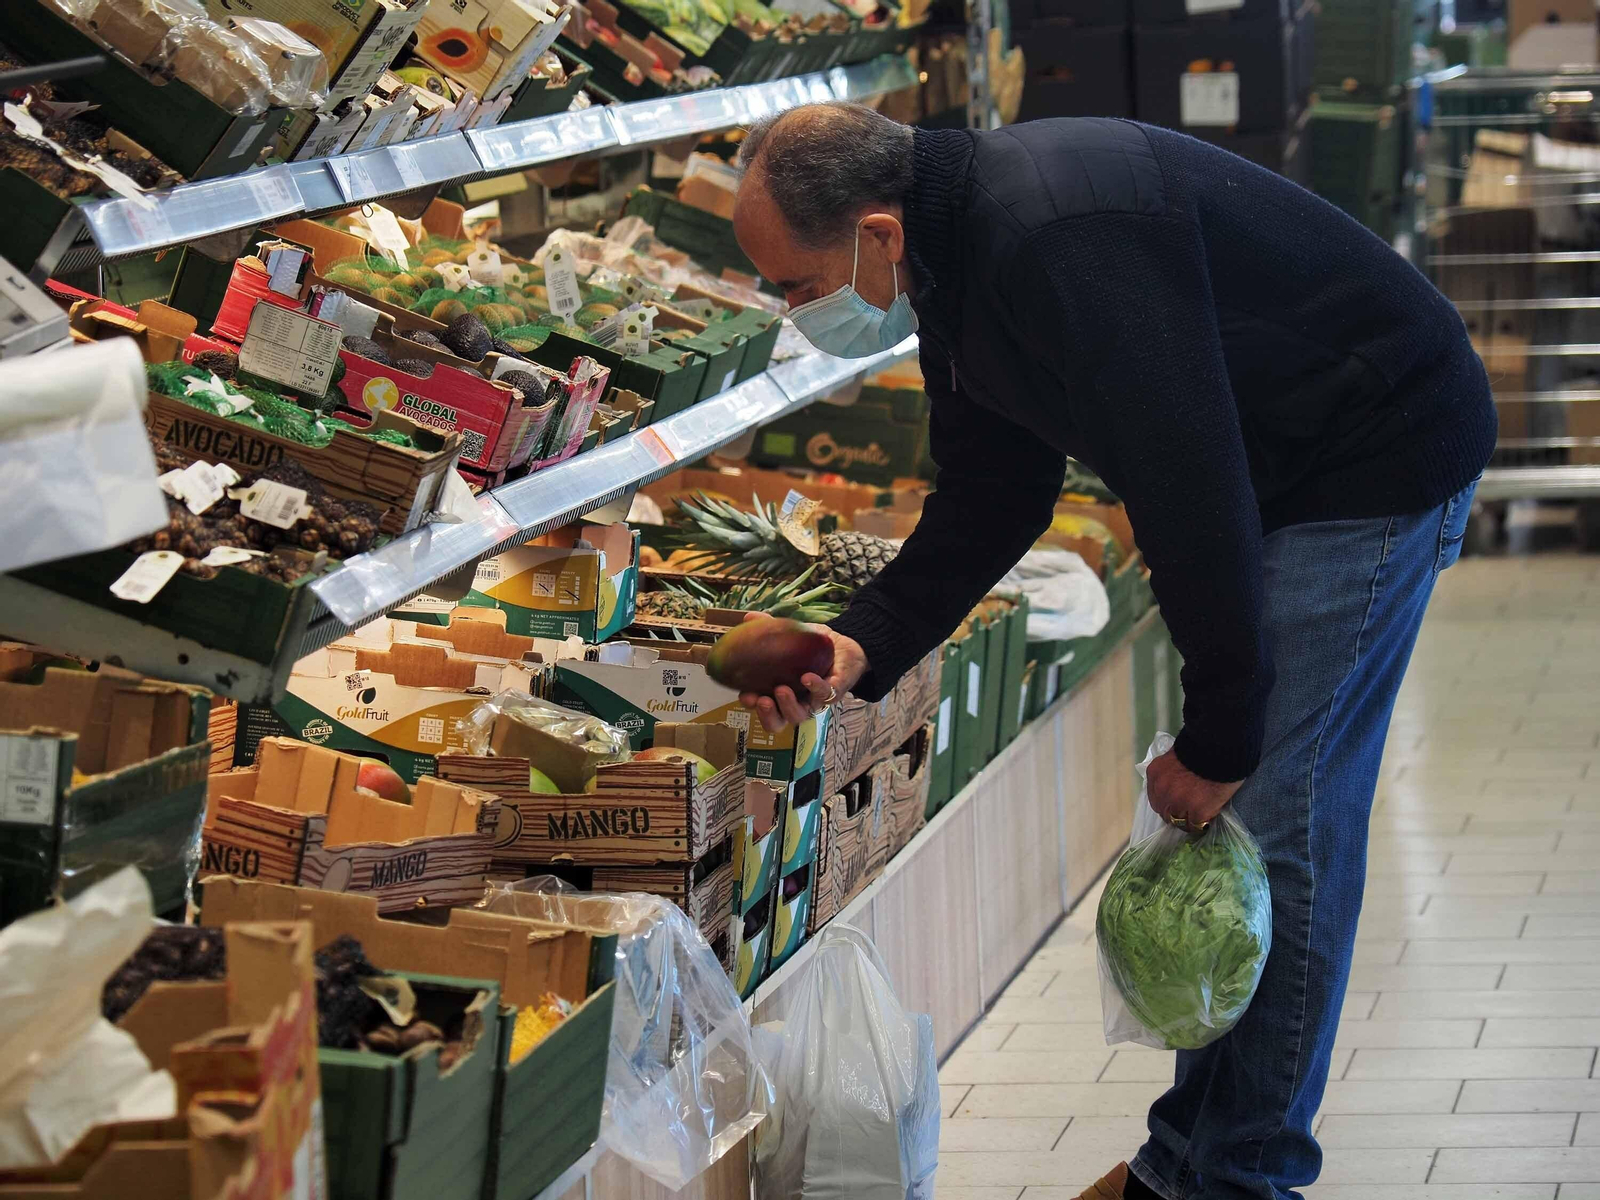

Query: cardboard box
<box><xmin>397</xmin><ymin>523</ymin><xmax>640</xmax><ymax>641</ymax></box>
<box><xmin>675</xmin><ymin>153</ymin><xmax>740</xmax><ymax>219</ymax></box>
<box><xmin>768</xmin><ymin>856</ymin><xmax>814</xmax><ymax>970</ymax></box>
<box><xmin>199</xmin><ymin>879</ymin><xmax>617</xmax><ymax>1200</ymax></box>
<box><xmin>751</xmin><ymin>391</ymin><xmax>932</xmax><ymax>486</ymax></box>
<box><xmin>730</xmin><ymin>887</ymin><xmax>775</xmax><ymax>998</ymax></box>
<box><xmin>144</xmin><ymin>389</ymin><xmax>462</xmax><ymax>537</ymax></box>
<box><xmin>1134</xmin><ymin>13</ymin><xmax>1306</xmax><ymax>135</ymax></box>
<box><xmin>203</xmin><ymin>737</ymin><xmax>502</xmax><ymax>913</ymax></box>
<box><xmin>808</xmin><ymin>763</ymin><xmax>890</xmax><ymax>935</ymax></box>
<box><xmin>732</xmin><ymin>778</ymin><xmax>786</xmax><ymax>917</ymax></box>
<box><xmin>0</xmin><ymin>664</ymin><xmax>210</xmax><ymax>925</ymax></box>
<box><xmin>0</xmin><ymin>922</ymin><xmax>325</xmax><ymax>1200</ymax></box>
<box><xmin>414</xmin><ymin>0</ymin><xmax>571</xmax><ymax>100</ymax></box>
<box><xmin>552</xmin><ymin>641</ymin><xmax>829</xmax><ymax>783</ymax></box>
<box><xmin>319</xmin><ymin>974</ymin><xmax>498</xmax><ymax>1200</ymax></box>
<box><xmin>1015</xmin><ymin>23</ymin><xmax>1133</xmax><ymax>120</ymax></box>
<box><xmin>1508</xmin><ymin>0</ymin><xmax>1594</xmax><ymax>53</ymax></box>
<box><xmin>880</xmin><ymin>724</ymin><xmax>932</xmax><ymax>861</ymax></box>
<box><xmin>436</xmin><ymin>722</ymin><xmax>745</xmax><ymax>866</ymax></box>
<box><xmin>590</xmin><ymin>844</ymin><xmax>737</xmax><ymax>956</ymax></box>
<box><xmin>235</xmin><ymin>612</ymin><xmax>550</xmax><ymax>783</ymax></box>
<box><xmin>776</xmin><ymin>767</ymin><xmax>827</xmax><ymax>877</ymax></box>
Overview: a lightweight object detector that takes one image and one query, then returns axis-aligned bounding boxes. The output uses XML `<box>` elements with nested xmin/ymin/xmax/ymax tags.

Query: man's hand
<box><xmin>1146</xmin><ymin>748</ymin><xmax>1243</xmax><ymax>830</ymax></box>
<box><xmin>736</xmin><ymin>613</ymin><xmax>869</xmax><ymax>733</ymax></box>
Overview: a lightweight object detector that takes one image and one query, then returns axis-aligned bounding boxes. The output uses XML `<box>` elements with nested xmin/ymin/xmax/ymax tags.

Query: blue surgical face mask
<box><xmin>788</xmin><ymin>222</ymin><xmax>918</xmax><ymax>358</ymax></box>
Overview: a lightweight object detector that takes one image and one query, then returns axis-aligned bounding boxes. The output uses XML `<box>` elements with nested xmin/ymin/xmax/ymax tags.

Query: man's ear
<box><xmin>859</xmin><ymin>212</ymin><xmax>906</xmax><ymax>264</ymax></box>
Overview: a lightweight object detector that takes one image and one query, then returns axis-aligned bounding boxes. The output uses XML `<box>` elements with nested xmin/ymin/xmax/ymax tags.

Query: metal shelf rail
<box><xmin>74</xmin><ymin>56</ymin><xmax>917</xmax><ymax>263</ymax></box>
<box><xmin>1425</xmin><ymin>68</ymin><xmax>1600</xmax><ymax>517</ymax></box>
<box><xmin>0</xmin><ymin>338</ymin><xmax>919</xmax><ymax>698</ymax></box>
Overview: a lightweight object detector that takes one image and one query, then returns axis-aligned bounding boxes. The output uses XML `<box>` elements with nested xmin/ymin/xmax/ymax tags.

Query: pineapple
<box><xmin>681</xmin><ymin>566</ymin><xmax>847</xmax><ymax>623</ymax></box>
<box><xmin>637</xmin><ymin>590</ymin><xmax>708</xmax><ymax>622</ymax></box>
<box><xmin>672</xmin><ymin>494</ymin><xmax>899</xmax><ymax>589</ymax></box>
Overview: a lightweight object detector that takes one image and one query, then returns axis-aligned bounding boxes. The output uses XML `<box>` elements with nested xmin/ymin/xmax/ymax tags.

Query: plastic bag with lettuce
<box><xmin>1096</xmin><ymin>734</ymin><xmax>1272</xmax><ymax>1051</ymax></box>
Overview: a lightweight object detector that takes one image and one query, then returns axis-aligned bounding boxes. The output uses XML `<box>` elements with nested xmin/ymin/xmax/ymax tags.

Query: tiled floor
<box><xmin>938</xmin><ymin>554</ymin><xmax>1600</xmax><ymax>1199</ymax></box>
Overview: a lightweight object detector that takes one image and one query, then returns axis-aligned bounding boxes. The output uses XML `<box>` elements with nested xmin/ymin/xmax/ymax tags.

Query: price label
<box><xmin>936</xmin><ymin>697</ymin><xmax>953</xmax><ymax>755</ymax></box>
<box><xmin>266</xmin><ymin>245</ymin><xmax>309</xmax><ymax>296</ymax></box>
<box><xmin>239</xmin><ymin>303</ymin><xmax>343</xmax><ymax>394</ymax></box>
<box><xmin>1180</xmin><ymin>72</ymin><xmax>1240</xmax><ymax>127</ymax></box>
<box><xmin>777</xmin><ymin>489</ymin><xmax>821</xmax><ymax>556</ymax></box>
<box><xmin>436</xmin><ymin>262</ymin><xmax>472</xmax><ymax>292</ymax></box>
<box><xmin>0</xmin><ymin>735</ymin><xmax>61</xmax><ymax>826</ymax></box>
<box><xmin>238</xmin><ymin>480</ymin><xmax>311</xmax><ymax>530</ymax></box>
<box><xmin>365</xmin><ymin>205</ymin><xmax>411</xmax><ymax>268</ymax></box>
<box><xmin>673</xmin><ymin>298</ymin><xmax>719</xmax><ymax>321</ymax></box>
<box><xmin>328</xmin><ymin>154</ymin><xmax>379</xmax><ymax>202</ymax></box>
<box><xmin>202</xmin><ymin>546</ymin><xmax>265</xmax><ymax>567</ymax></box>
<box><xmin>618</xmin><ymin>313</ymin><xmax>651</xmax><ymax>357</ymax></box>
<box><xmin>110</xmin><ymin>550</ymin><xmax>184</xmax><ymax>604</ymax></box>
<box><xmin>159</xmin><ymin>461</ymin><xmax>238</xmax><ymax>515</ymax></box>
<box><xmin>467</xmin><ymin>246</ymin><xmax>504</xmax><ymax>286</ymax></box>
<box><xmin>637</xmin><ymin>427</ymin><xmax>675</xmax><ymax>467</ymax></box>
<box><xmin>545</xmin><ymin>245</ymin><xmax>582</xmax><ymax>319</ymax></box>
<box><xmin>966</xmin><ymin>662</ymin><xmax>982</xmax><ymax>718</ymax></box>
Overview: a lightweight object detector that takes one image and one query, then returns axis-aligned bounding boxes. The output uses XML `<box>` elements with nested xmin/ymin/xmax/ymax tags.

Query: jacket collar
<box><xmin>905</xmin><ymin>126</ymin><xmax>976</xmax><ymax>345</ymax></box>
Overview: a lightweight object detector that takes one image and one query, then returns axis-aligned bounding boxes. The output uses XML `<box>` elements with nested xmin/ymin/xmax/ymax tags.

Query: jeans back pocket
<box><xmin>1436</xmin><ymin>479</ymin><xmax>1479</xmax><ymax>573</ymax></box>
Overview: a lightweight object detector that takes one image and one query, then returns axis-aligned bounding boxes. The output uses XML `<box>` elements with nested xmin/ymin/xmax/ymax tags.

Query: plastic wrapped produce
<box><xmin>485</xmin><ymin>879</ymin><xmax>769</xmax><ymax>1190</ymax></box>
<box><xmin>224</xmin><ymin>18</ymin><xmax>329</xmax><ymax>110</ymax></box>
<box><xmin>1096</xmin><ymin>734</ymin><xmax>1273</xmax><ymax>1050</ymax></box>
<box><xmin>462</xmin><ymin>691</ymin><xmax>632</xmax><ymax>793</ymax></box>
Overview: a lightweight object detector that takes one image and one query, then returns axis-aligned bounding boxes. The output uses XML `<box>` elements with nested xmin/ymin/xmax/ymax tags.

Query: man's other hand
<box><xmin>736</xmin><ymin>613</ymin><xmax>869</xmax><ymax>733</ymax></box>
<box><xmin>1146</xmin><ymin>748</ymin><xmax>1243</xmax><ymax>830</ymax></box>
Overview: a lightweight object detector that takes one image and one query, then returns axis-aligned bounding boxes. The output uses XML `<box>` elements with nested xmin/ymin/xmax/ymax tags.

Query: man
<box><xmin>729</xmin><ymin>103</ymin><xmax>1494</xmax><ymax>1200</ymax></box>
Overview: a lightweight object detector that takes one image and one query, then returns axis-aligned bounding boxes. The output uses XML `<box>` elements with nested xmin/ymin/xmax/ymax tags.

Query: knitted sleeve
<box><xmin>829</xmin><ymin>337</ymin><xmax>1066</xmax><ymax>701</ymax></box>
<box><xmin>1013</xmin><ymin>211</ymin><xmax>1274</xmax><ymax>782</ymax></box>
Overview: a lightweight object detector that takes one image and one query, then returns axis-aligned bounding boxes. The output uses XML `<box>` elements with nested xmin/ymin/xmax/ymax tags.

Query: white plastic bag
<box><xmin>484</xmin><ymin>879</ymin><xmax>769</xmax><ymax>1191</ymax></box>
<box><xmin>999</xmin><ymin>548</ymin><xmax>1111</xmax><ymax>641</ymax></box>
<box><xmin>754</xmin><ymin>926</ymin><xmax>939</xmax><ymax>1200</ymax></box>
<box><xmin>1096</xmin><ymin>735</ymin><xmax>1273</xmax><ymax>1050</ymax></box>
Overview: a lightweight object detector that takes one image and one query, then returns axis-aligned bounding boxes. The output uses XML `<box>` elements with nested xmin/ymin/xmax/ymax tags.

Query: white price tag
<box><xmin>238</xmin><ymin>480</ymin><xmax>311</xmax><ymax>530</ymax></box>
<box><xmin>467</xmin><ymin>246</ymin><xmax>505</xmax><ymax>286</ymax></box>
<box><xmin>720</xmin><ymin>367</ymin><xmax>738</xmax><ymax>394</ymax></box>
<box><xmin>1180</xmin><ymin>72</ymin><xmax>1240</xmax><ymax>127</ymax></box>
<box><xmin>618</xmin><ymin>313</ymin><xmax>651</xmax><ymax>357</ymax></box>
<box><xmin>935</xmin><ymin>696</ymin><xmax>953</xmax><ymax>755</ymax></box>
<box><xmin>365</xmin><ymin>205</ymin><xmax>411</xmax><ymax>268</ymax></box>
<box><xmin>0</xmin><ymin>735</ymin><xmax>61</xmax><ymax>826</ymax></box>
<box><xmin>674</xmin><ymin>298</ymin><xmax>718</xmax><ymax>321</ymax></box>
<box><xmin>502</xmin><ymin>263</ymin><xmax>526</xmax><ymax>288</ymax></box>
<box><xmin>1046</xmin><ymin>662</ymin><xmax>1061</xmax><ymax>702</ymax></box>
<box><xmin>110</xmin><ymin>551</ymin><xmax>184</xmax><ymax>604</ymax></box>
<box><xmin>437</xmin><ymin>262</ymin><xmax>472</xmax><ymax>292</ymax></box>
<box><xmin>545</xmin><ymin>246</ymin><xmax>582</xmax><ymax>319</ymax></box>
<box><xmin>159</xmin><ymin>460</ymin><xmax>238</xmax><ymax>515</ymax></box>
<box><xmin>966</xmin><ymin>662</ymin><xmax>981</xmax><ymax>718</ymax></box>
<box><xmin>1019</xmin><ymin>680</ymin><xmax>1029</xmax><ymax>723</ymax></box>
<box><xmin>202</xmin><ymin>546</ymin><xmax>265</xmax><ymax>567</ymax></box>
<box><xmin>239</xmin><ymin>303</ymin><xmax>343</xmax><ymax>394</ymax></box>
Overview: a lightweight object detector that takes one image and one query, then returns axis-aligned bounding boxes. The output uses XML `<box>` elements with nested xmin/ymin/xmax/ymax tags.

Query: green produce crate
<box><xmin>320</xmin><ymin>975</ymin><xmax>499</xmax><ymax>1200</ymax></box>
<box><xmin>1309</xmin><ymin>99</ymin><xmax>1404</xmax><ymax>237</ymax></box>
<box><xmin>1313</xmin><ymin>0</ymin><xmax>1415</xmax><ymax>101</ymax></box>
<box><xmin>528</xmin><ymin>329</ymin><xmax>707</xmax><ymax>423</ymax></box>
<box><xmin>751</xmin><ymin>389</ymin><xmax>930</xmax><ymax>485</ymax></box>
<box><xmin>995</xmin><ymin>594</ymin><xmax>1032</xmax><ymax>749</ymax></box>
<box><xmin>488</xmin><ymin>981</ymin><xmax>616</xmax><ymax>1200</ymax></box>
<box><xmin>623</xmin><ymin>187</ymin><xmax>762</xmax><ymax>282</ymax></box>
<box><xmin>8</xmin><ymin>3</ymin><xmax>286</xmax><ymax>180</ymax></box>
<box><xmin>501</xmin><ymin>59</ymin><xmax>593</xmax><ymax>122</ymax></box>
<box><xmin>954</xmin><ymin>613</ymin><xmax>993</xmax><ymax>788</ymax></box>
<box><xmin>924</xmin><ymin>633</ymin><xmax>967</xmax><ymax>817</ymax></box>
<box><xmin>977</xmin><ymin>607</ymin><xmax>1007</xmax><ymax>766</ymax></box>
<box><xmin>0</xmin><ymin>168</ymin><xmax>77</xmax><ymax>276</ymax></box>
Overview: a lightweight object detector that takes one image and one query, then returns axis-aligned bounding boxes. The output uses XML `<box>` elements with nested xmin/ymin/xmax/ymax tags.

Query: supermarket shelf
<box><xmin>75</xmin><ymin>56</ymin><xmax>917</xmax><ymax>258</ymax></box>
<box><xmin>1476</xmin><ymin>465</ymin><xmax>1600</xmax><ymax>500</ymax></box>
<box><xmin>300</xmin><ymin>335</ymin><xmax>920</xmax><ymax>646</ymax></box>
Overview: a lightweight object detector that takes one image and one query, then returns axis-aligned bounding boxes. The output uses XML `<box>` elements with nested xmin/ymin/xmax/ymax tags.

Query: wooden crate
<box><xmin>145</xmin><ymin>392</ymin><xmax>462</xmax><ymax>536</ymax></box>
<box><xmin>202</xmin><ymin>738</ymin><xmax>501</xmax><ymax>913</ymax></box>
<box><xmin>438</xmin><ymin>725</ymin><xmax>744</xmax><ymax>866</ymax></box>
<box><xmin>590</xmin><ymin>846</ymin><xmax>737</xmax><ymax>959</ymax></box>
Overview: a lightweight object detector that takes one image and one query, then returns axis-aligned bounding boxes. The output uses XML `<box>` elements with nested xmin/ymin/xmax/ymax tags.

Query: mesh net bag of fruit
<box><xmin>1096</xmin><ymin>734</ymin><xmax>1273</xmax><ymax>1051</ymax></box>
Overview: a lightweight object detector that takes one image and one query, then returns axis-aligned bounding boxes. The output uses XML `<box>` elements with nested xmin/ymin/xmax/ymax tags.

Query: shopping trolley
<box><xmin>1425</xmin><ymin>67</ymin><xmax>1600</xmax><ymax>549</ymax></box>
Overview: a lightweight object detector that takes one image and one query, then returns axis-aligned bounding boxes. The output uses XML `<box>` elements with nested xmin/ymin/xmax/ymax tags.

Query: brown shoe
<box><xmin>1079</xmin><ymin>1163</ymin><xmax>1131</xmax><ymax>1200</ymax></box>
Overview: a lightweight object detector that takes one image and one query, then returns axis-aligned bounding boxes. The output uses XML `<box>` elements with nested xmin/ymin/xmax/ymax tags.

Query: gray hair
<box><xmin>737</xmin><ymin>102</ymin><xmax>915</xmax><ymax>249</ymax></box>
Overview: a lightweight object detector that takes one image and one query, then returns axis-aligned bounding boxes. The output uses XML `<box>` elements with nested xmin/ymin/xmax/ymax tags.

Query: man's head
<box><xmin>732</xmin><ymin>102</ymin><xmax>915</xmax><ymax>313</ymax></box>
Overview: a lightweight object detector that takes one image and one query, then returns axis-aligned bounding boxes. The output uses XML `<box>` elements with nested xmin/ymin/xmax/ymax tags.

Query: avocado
<box><xmin>392</xmin><ymin>358</ymin><xmax>435</xmax><ymax>378</ymax></box>
<box><xmin>500</xmin><ymin>369</ymin><xmax>549</xmax><ymax>405</ymax></box>
<box><xmin>441</xmin><ymin>313</ymin><xmax>491</xmax><ymax>361</ymax></box>
<box><xmin>491</xmin><ymin>337</ymin><xmax>529</xmax><ymax>360</ymax></box>
<box><xmin>405</xmin><ymin>330</ymin><xmax>447</xmax><ymax>351</ymax></box>
<box><xmin>191</xmin><ymin>349</ymin><xmax>239</xmax><ymax>379</ymax></box>
<box><xmin>341</xmin><ymin>335</ymin><xmax>390</xmax><ymax>365</ymax></box>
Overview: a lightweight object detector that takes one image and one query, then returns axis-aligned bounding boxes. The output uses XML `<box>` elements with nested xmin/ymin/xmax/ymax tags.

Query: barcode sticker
<box><xmin>936</xmin><ymin>697</ymin><xmax>953</xmax><ymax>755</ymax></box>
<box><xmin>159</xmin><ymin>460</ymin><xmax>236</xmax><ymax>515</ymax></box>
<box><xmin>545</xmin><ymin>246</ymin><xmax>582</xmax><ymax>318</ymax></box>
<box><xmin>966</xmin><ymin>662</ymin><xmax>981</xmax><ymax>718</ymax></box>
<box><xmin>110</xmin><ymin>550</ymin><xmax>184</xmax><ymax>604</ymax></box>
<box><xmin>0</xmin><ymin>734</ymin><xmax>61</xmax><ymax>826</ymax></box>
<box><xmin>239</xmin><ymin>303</ymin><xmax>343</xmax><ymax>394</ymax></box>
<box><xmin>1180</xmin><ymin>72</ymin><xmax>1240</xmax><ymax>127</ymax></box>
<box><xmin>239</xmin><ymin>480</ymin><xmax>310</xmax><ymax>530</ymax></box>
<box><xmin>475</xmin><ymin>559</ymin><xmax>503</xmax><ymax>584</ymax></box>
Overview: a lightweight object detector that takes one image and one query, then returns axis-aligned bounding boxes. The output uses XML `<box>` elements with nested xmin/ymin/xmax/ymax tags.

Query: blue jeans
<box><xmin>1131</xmin><ymin>482</ymin><xmax>1478</xmax><ymax>1200</ymax></box>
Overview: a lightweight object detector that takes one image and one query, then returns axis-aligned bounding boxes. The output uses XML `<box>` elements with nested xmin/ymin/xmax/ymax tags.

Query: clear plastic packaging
<box><xmin>1097</xmin><ymin>734</ymin><xmax>1273</xmax><ymax>1050</ymax></box>
<box><xmin>75</xmin><ymin>0</ymin><xmax>208</xmax><ymax>70</ymax></box>
<box><xmin>225</xmin><ymin>18</ymin><xmax>330</xmax><ymax>110</ymax></box>
<box><xmin>485</xmin><ymin>878</ymin><xmax>770</xmax><ymax>1190</ymax></box>
<box><xmin>463</xmin><ymin>690</ymin><xmax>632</xmax><ymax>792</ymax></box>
<box><xmin>753</xmin><ymin>925</ymin><xmax>940</xmax><ymax>1200</ymax></box>
<box><xmin>159</xmin><ymin>10</ymin><xmax>275</xmax><ymax>115</ymax></box>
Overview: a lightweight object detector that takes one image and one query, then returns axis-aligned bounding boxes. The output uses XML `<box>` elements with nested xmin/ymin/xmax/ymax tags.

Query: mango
<box><xmin>528</xmin><ymin>767</ymin><xmax>561</xmax><ymax>794</ymax></box>
<box><xmin>356</xmin><ymin>760</ymin><xmax>411</xmax><ymax>804</ymax></box>
<box><xmin>634</xmin><ymin>745</ymin><xmax>717</xmax><ymax>785</ymax></box>
<box><xmin>706</xmin><ymin>619</ymin><xmax>833</xmax><ymax>697</ymax></box>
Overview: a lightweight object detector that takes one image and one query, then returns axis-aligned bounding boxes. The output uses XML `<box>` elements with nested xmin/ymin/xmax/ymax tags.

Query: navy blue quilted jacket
<box><xmin>829</xmin><ymin>119</ymin><xmax>1495</xmax><ymax>782</ymax></box>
